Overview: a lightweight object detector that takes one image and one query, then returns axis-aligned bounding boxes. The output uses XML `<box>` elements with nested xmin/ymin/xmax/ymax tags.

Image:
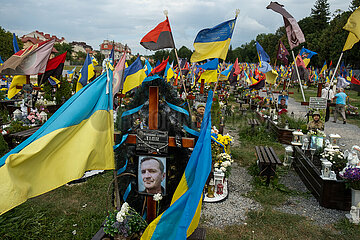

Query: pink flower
<box><xmin>31</xmin><ymin>119</ymin><xmax>35</xmax><ymax>123</ymax></box>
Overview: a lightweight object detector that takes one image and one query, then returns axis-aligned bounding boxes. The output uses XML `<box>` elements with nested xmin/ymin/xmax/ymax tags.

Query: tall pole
<box><xmin>165</xmin><ymin>10</ymin><xmax>193</xmax><ymax>118</ymax></box>
<box><xmin>291</xmin><ymin>50</ymin><xmax>306</xmax><ymax>102</ymax></box>
<box><xmin>329</xmin><ymin>52</ymin><xmax>344</xmax><ymax>87</ymax></box>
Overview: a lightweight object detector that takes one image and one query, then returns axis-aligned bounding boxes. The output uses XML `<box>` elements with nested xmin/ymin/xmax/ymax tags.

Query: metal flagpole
<box><xmin>291</xmin><ymin>50</ymin><xmax>306</xmax><ymax>102</ymax></box>
<box><xmin>329</xmin><ymin>52</ymin><xmax>344</xmax><ymax>87</ymax></box>
<box><xmin>164</xmin><ymin>10</ymin><xmax>193</xmax><ymax>118</ymax></box>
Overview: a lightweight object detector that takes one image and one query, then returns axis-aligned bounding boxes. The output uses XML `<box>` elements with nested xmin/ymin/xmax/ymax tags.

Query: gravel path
<box><xmin>200</xmin><ymin>97</ymin><xmax>351</xmax><ymax>227</ymax></box>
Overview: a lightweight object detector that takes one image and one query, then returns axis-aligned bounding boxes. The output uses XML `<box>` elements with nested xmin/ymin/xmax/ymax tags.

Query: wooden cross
<box><xmin>125</xmin><ymin>86</ymin><xmax>195</xmax><ymax>223</ymax></box>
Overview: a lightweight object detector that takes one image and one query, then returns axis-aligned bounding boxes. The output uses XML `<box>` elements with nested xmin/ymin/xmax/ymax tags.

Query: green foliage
<box><xmin>152</xmin><ymin>49</ymin><xmax>176</xmax><ymax>65</ymax></box>
<box><xmin>43</xmin><ymin>80</ymin><xmax>53</xmax><ymax>101</ymax></box>
<box><xmin>278</xmin><ymin>114</ymin><xmax>307</xmax><ymax>130</ymax></box>
<box><xmin>53</xmin><ymin>43</ymin><xmax>73</xmax><ymax>61</ymax></box>
<box><xmin>0</xmin><ymin>27</ymin><xmax>23</xmax><ymax>60</ymax></box>
<box><xmin>0</xmin><ymin>133</ymin><xmax>8</xmax><ymax>157</ymax></box>
<box><xmin>311</xmin><ymin>0</ymin><xmax>330</xmax><ymax>30</ymax></box>
<box><xmin>54</xmin><ymin>77</ymin><xmax>72</xmax><ymax>105</ymax></box>
<box><xmin>178</xmin><ymin>46</ymin><xmax>192</xmax><ymax>60</ymax></box>
<box><xmin>5</xmin><ymin>120</ymin><xmax>31</xmax><ymax>133</ymax></box>
<box><xmin>94</xmin><ymin>52</ymin><xmax>105</xmax><ymax>66</ymax></box>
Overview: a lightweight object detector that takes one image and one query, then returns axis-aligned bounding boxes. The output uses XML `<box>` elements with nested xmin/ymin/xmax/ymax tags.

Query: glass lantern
<box><xmin>39</xmin><ymin>111</ymin><xmax>48</xmax><ymax>122</ymax></box>
<box><xmin>291</xmin><ymin>131</ymin><xmax>304</xmax><ymax>146</ymax></box>
<box><xmin>321</xmin><ymin>160</ymin><xmax>332</xmax><ymax>178</ymax></box>
<box><xmin>329</xmin><ymin>134</ymin><xmax>341</xmax><ymax>149</ymax></box>
<box><xmin>284</xmin><ymin>146</ymin><xmax>294</xmax><ymax>166</ymax></box>
<box><xmin>13</xmin><ymin>109</ymin><xmax>22</xmax><ymax>120</ymax></box>
<box><xmin>302</xmin><ymin>137</ymin><xmax>309</xmax><ymax>151</ymax></box>
<box><xmin>207</xmin><ymin>179</ymin><xmax>215</xmax><ymax>198</ymax></box>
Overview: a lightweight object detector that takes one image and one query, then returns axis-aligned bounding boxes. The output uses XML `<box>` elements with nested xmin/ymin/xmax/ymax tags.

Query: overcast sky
<box><xmin>0</xmin><ymin>0</ymin><xmax>350</xmax><ymax>56</ymax></box>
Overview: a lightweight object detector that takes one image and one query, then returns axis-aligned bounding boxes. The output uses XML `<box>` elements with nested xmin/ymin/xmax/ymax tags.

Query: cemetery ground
<box><xmin>1</xmin><ymin>96</ymin><xmax>360</xmax><ymax>239</ymax></box>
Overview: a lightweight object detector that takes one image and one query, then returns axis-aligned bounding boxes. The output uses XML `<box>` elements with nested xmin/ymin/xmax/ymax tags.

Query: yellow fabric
<box><xmin>344</xmin><ymin>7</ymin><xmax>360</xmax><ymax>39</ymax></box>
<box><xmin>122</xmin><ymin>69</ymin><xmax>146</xmax><ymax>93</ymax></box>
<box><xmin>191</xmin><ymin>38</ymin><xmax>231</xmax><ymax>63</ymax></box>
<box><xmin>265</xmin><ymin>69</ymin><xmax>278</xmax><ymax>85</ymax></box>
<box><xmin>199</xmin><ymin>70</ymin><xmax>217</xmax><ymax>84</ymax></box>
<box><xmin>343</xmin><ymin>32</ymin><xmax>359</xmax><ymax>51</ymax></box>
<box><xmin>8</xmin><ymin>75</ymin><xmax>26</xmax><ymax>99</ymax></box>
<box><xmin>0</xmin><ymin>110</ymin><xmax>115</xmax><ymax>215</ymax></box>
<box><xmin>166</xmin><ymin>67</ymin><xmax>175</xmax><ymax>82</ymax></box>
<box><xmin>76</xmin><ymin>81</ymin><xmax>83</xmax><ymax>92</ymax></box>
<box><xmin>76</xmin><ymin>63</ymin><xmax>95</xmax><ymax>93</ymax></box>
<box><xmin>251</xmin><ymin>77</ymin><xmax>258</xmax><ymax>84</ymax></box>
<box><xmin>303</xmin><ymin>58</ymin><xmax>310</xmax><ymax>67</ymax></box>
<box><xmin>320</xmin><ymin>64</ymin><xmax>327</xmax><ymax>76</ymax></box>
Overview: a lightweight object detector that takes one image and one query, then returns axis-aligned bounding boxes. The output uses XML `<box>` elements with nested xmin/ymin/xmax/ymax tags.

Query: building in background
<box><xmin>99</xmin><ymin>40</ymin><xmax>132</xmax><ymax>60</ymax></box>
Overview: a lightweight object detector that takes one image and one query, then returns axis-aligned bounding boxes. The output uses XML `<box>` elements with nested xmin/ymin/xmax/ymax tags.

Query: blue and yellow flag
<box><xmin>164</xmin><ymin>62</ymin><xmax>175</xmax><ymax>82</ymax></box>
<box><xmin>320</xmin><ymin>61</ymin><xmax>327</xmax><ymax>76</ymax></box>
<box><xmin>198</xmin><ymin>58</ymin><xmax>219</xmax><ymax>83</ymax></box>
<box><xmin>7</xmin><ymin>75</ymin><xmax>26</xmax><ymax>99</ymax></box>
<box><xmin>190</xmin><ymin>18</ymin><xmax>237</xmax><ymax>63</ymax></box>
<box><xmin>123</xmin><ymin>56</ymin><xmax>147</xmax><ymax>93</ymax></box>
<box><xmin>0</xmin><ymin>72</ymin><xmax>115</xmax><ymax>214</ymax></box>
<box><xmin>76</xmin><ymin>53</ymin><xmax>95</xmax><ymax>92</ymax></box>
<box><xmin>141</xmin><ymin>91</ymin><xmax>213</xmax><ymax>240</ymax></box>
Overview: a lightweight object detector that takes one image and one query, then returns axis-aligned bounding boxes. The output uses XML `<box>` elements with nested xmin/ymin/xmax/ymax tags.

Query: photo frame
<box><xmin>138</xmin><ymin>155</ymin><xmax>166</xmax><ymax>195</ymax></box>
<box><xmin>278</xmin><ymin>95</ymin><xmax>288</xmax><ymax>106</ymax></box>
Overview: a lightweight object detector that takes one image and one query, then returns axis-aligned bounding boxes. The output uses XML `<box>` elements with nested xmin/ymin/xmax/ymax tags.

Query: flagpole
<box><xmin>165</xmin><ymin>10</ymin><xmax>193</xmax><ymax>118</ymax></box>
<box><xmin>329</xmin><ymin>52</ymin><xmax>344</xmax><ymax>87</ymax></box>
<box><xmin>291</xmin><ymin>50</ymin><xmax>306</xmax><ymax>102</ymax></box>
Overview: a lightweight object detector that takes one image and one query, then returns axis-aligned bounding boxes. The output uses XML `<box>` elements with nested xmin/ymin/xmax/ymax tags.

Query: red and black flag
<box><xmin>249</xmin><ymin>79</ymin><xmax>265</xmax><ymax>90</ymax></box>
<box><xmin>38</xmin><ymin>51</ymin><xmax>67</xmax><ymax>85</ymax></box>
<box><xmin>149</xmin><ymin>57</ymin><xmax>169</xmax><ymax>77</ymax></box>
<box><xmin>351</xmin><ymin>76</ymin><xmax>360</xmax><ymax>92</ymax></box>
<box><xmin>140</xmin><ymin>18</ymin><xmax>175</xmax><ymax>50</ymax></box>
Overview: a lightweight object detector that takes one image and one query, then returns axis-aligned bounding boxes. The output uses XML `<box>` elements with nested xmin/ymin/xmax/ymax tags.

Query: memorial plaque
<box><xmin>136</xmin><ymin>129</ymin><xmax>168</xmax><ymax>154</ymax></box>
<box><xmin>195</xmin><ymin>94</ymin><xmax>207</xmax><ymax>103</ymax></box>
<box><xmin>309</xmin><ymin>97</ymin><xmax>327</xmax><ymax>109</ymax></box>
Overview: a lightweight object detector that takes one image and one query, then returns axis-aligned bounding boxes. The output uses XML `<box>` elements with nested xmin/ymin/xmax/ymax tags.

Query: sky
<box><xmin>0</xmin><ymin>0</ymin><xmax>351</xmax><ymax>56</ymax></box>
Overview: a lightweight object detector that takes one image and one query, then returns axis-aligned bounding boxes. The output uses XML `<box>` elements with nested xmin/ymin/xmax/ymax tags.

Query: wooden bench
<box><xmin>7</xmin><ymin>126</ymin><xmax>41</xmax><ymax>148</ymax></box>
<box><xmin>255</xmin><ymin>146</ymin><xmax>282</xmax><ymax>184</ymax></box>
<box><xmin>247</xmin><ymin>118</ymin><xmax>260</xmax><ymax>130</ymax></box>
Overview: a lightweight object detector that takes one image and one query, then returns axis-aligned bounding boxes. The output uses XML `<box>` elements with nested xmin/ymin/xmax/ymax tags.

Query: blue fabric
<box><xmin>258</xmin><ymin>61</ymin><xmax>272</xmax><ymax>73</ymax></box>
<box><xmin>109</xmin><ymin>48</ymin><xmax>115</xmax><ymax>64</ymax></box>
<box><xmin>164</xmin><ymin>62</ymin><xmax>171</xmax><ymax>78</ymax></box>
<box><xmin>124</xmin><ymin>57</ymin><xmax>143</xmax><ymax>77</ymax></box>
<box><xmin>113</xmin><ymin>134</ymin><xmax>129</xmax><ymax>150</ymax></box>
<box><xmin>166</xmin><ymin>101</ymin><xmax>189</xmax><ymax>116</ymax></box>
<box><xmin>121</xmin><ymin>104</ymin><xmax>145</xmax><ymax>118</ymax></box>
<box><xmin>145</xmin><ymin>59</ymin><xmax>152</xmax><ymax>76</ymax></box>
<box><xmin>142</xmin><ymin>75</ymin><xmax>160</xmax><ymax>83</ymax></box>
<box><xmin>0</xmin><ymin>71</ymin><xmax>113</xmax><ymax>167</ymax></box>
<box><xmin>117</xmin><ymin>158</ymin><xmax>128</xmax><ymax>175</ymax></box>
<box><xmin>299</xmin><ymin>48</ymin><xmax>317</xmax><ymax>59</ymax></box>
<box><xmin>335</xmin><ymin>92</ymin><xmax>347</xmax><ymax>105</ymax></box>
<box><xmin>155</xmin><ymin>60</ymin><xmax>160</xmax><ymax>67</ymax></box>
<box><xmin>13</xmin><ymin>33</ymin><xmax>20</xmax><ymax>53</ymax></box>
<box><xmin>183</xmin><ymin>125</ymin><xmax>200</xmax><ymax>137</ymax></box>
<box><xmin>199</xmin><ymin>58</ymin><xmax>218</xmax><ymax>70</ymax></box>
<box><xmin>194</xmin><ymin>18</ymin><xmax>236</xmax><ymax>43</ymax></box>
<box><xmin>0</xmin><ymin>56</ymin><xmax>3</xmax><ymax>64</ymax></box>
<box><xmin>256</xmin><ymin>41</ymin><xmax>270</xmax><ymax>63</ymax></box>
<box><xmin>123</xmin><ymin>183</ymin><xmax>132</xmax><ymax>202</ymax></box>
<box><xmin>79</xmin><ymin>53</ymin><xmax>92</xmax><ymax>86</ymax></box>
<box><xmin>221</xmin><ymin>64</ymin><xmax>233</xmax><ymax>76</ymax></box>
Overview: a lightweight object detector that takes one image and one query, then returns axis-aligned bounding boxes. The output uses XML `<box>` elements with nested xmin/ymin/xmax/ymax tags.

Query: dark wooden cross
<box><xmin>125</xmin><ymin>86</ymin><xmax>195</xmax><ymax>223</ymax></box>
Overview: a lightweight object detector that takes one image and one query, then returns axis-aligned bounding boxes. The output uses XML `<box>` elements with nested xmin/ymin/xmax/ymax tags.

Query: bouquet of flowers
<box><xmin>308</xmin><ymin>130</ymin><xmax>326</xmax><ymax>138</ymax></box>
<box><xmin>103</xmin><ymin>202</ymin><xmax>148</xmax><ymax>239</ymax></box>
<box><xmin>320</xmin><ymin>150</ymin><xmax>347</xmax><ymax>174</ymax></box>
<box><xmin>23</xmin><ymin>111</ymin><xmax>43</xmax><ymax>126</ymax></box>
<box><xmin>339</xmin><ymin>167</ymin><xmax>360</xmax><ymax>190</ymax></box>
<box><xmin>214</xmin><ymin>153</ymin><xmax>233</xmax><ymax>178</ymax></box>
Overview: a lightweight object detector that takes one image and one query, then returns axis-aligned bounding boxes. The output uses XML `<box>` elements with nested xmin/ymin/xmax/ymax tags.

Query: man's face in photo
<box><xmin>141</xmin><ymin>159</ymin><xmax>165</xmax><ymax>194</ymax></box>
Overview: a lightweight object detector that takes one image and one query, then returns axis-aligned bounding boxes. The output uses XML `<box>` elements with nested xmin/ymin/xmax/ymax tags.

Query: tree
<box><xmin>54</xmin><ymin>43</ymin><xmax>73</xmax><ymax>61</ymax></box>
<box><xmin>311</xmin><ymin>0</ymin><xmax>330</xmax><ymax>30</ymax></box>
<box><xmin>0</xmin><ymin>27</ymin><xmax>23</xmax><ymax>60</ymax></box>
<box><xmin>350</xmin><ymin>0</ymin><xmax>360</xmax><ymax>11</ymax></box>
<box><xmin>94</xmin><ymin>51</ymin><xmax>105</xmax><ymax>66</ymax></box>
<box><xmin>177</xmin><ymin>46</ymin><xmax>192</xmax><ymax>60</ymax></box>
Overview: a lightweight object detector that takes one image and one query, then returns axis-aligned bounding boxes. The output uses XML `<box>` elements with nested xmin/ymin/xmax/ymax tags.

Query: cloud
<box><xmin>0</xmin><ymin>0</ymin><xmax>350</xmax><ymax>56</ymax></box>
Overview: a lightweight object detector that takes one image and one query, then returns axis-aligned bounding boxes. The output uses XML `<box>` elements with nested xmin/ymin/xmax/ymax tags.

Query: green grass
<box><xmin>205</xmin><ymin>208</ymin><xmax>343</xmax><ymax>240</ymax></box>
<box><xmin>0</xmin><ymin>171</ymin><xmax>113</xmax><ymax>240</ymax></box>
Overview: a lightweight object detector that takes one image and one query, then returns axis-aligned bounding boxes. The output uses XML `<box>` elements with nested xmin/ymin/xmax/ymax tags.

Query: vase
<box><xmin>351</xmin><ymin>188</ymin><xmax>360</xmax><ymax>207</ymax></box>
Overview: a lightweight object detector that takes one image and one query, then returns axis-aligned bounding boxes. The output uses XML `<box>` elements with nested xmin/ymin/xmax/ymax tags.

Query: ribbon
<box><xmin>183</xmin><ymin>125</ymin><xmax>200</xmax><ymax>137</ymax></box>
<box><xmin>117</xmin><ymin>158</ymin><xmax>128</xmax><ymax>175</ymax></box>
<box><xmin>113</xmin><ymin>133</ymin><xmax>129</xmax><ymax>150</ymax></box>
<box><xmin>123</xmin><ymin>183</ymin><xmax>132</xmax><ymax>202</ymax></box>
<box><xmin>121</xmin><ymin>104</ymin><xmax>145</xmax><ymax>118</ymax></box>
<box><xmin>142</xmin><ymin>75</ymin><xmax>160</xmax><ymax>83</ymax></box>
<box><xmin>166</xmin><ymin>101</ymin><xmax>189</xmax><ymax>116</ymax></box>
<box><xmin>211</xmin><ymin>135</ymin><xmax>226</xmax><ymax>153</ymax></box>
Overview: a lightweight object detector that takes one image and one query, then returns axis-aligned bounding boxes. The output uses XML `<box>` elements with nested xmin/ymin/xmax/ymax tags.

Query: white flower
<box><xmin>72</xmin><ymin>230</ymin><xmax>77</xmax><ymax>235</ymax></box>
<box><xmin>221</xmin><ymin>162</ymin><xmax>226</xmax><ymax>167</ymax></box>
<box><xmin>214</xmin><ymin>163</ymin><xmax>219</xmax><ymax>168</ymax></box>
<box><xmin>220</xmin><ymin>167</ymin><xmax>227</xmax><ymax>172</ymax></box>
<box><xmin>120</xmin><ymin>202</ymin><xmax>129</xmax><ymax>214</ymax></box>
<box><xmin>153</xmin><ymin>193</ymin><xmax>163</xmax><ymax>201</ymax></box>
<box><xmin>214</xmin><ymin>168</ymin><xmax>220</xmax><ymax>172</ymax></box>
<box><xmin>116</xmin><ymin>214</ymin><xmax>124</xmax><ymax>223</ymax></box>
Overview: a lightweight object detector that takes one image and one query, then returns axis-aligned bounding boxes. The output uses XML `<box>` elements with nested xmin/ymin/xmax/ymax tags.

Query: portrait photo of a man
<box><xmin>138</xmin><ymin>156</ymin><xmax>166</xmax><ymax>195</ymax></box>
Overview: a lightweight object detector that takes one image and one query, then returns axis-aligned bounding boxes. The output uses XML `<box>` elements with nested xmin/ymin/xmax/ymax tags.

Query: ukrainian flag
<box><xmin>123</xmin><ymin>56</ymin><xmax>147</xmax><ymax>93</ymax></box>
<box><xmin>198</xmin><ymin>58</ymin><xmax>219</xmax><ymax>84</ymax></box>
<box><xmin>0</xmin><ymin>71</ymin><xmax>115</xmax><ymax>214</ymax></box>
<box><xmin>164</xmin><ymin>62</ymin><xmax>175</xmax><ymax>82</ymax></box>
<box><xmin>7</xmin><ymin>75</ymin><xmax>26</xmax><ymax>99</ymax></box>
<box><xmin>190</xmin><ymin>18</ymin><xmax>237</xmax><ymax>63</ymax></box>
<box><xmin>76</xmin><ymin>53</ymin><xmax>95</xmax><ymax>92</ymax></box>
<box><xmin>141</xmin><ymin>91</ymin><xmax>213</xmax><ymax>240</ymax></box>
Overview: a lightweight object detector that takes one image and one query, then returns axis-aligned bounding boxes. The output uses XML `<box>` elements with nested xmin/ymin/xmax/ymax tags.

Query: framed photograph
<box><xmin>278</xmin><ymin>95</ymin><xmax>288</xmax><ymax>106</ymax></box>
<box><xmin>138</xmin><ymin>155</ymin><xmax>166</xmax><ymax>195</ymax></box>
